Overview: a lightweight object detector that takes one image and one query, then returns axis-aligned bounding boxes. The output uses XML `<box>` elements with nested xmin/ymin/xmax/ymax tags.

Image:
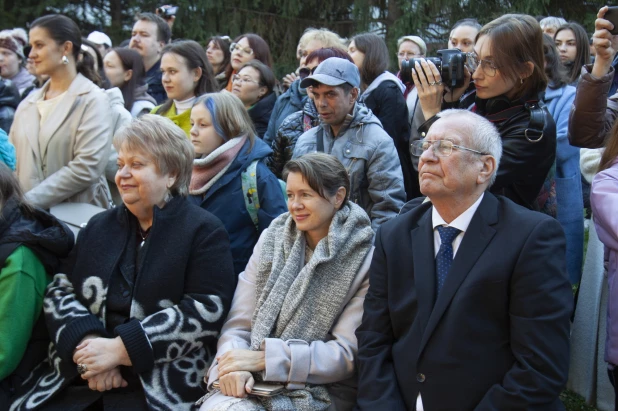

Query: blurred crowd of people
<box><xmin>1</xmin><ymin>6</ymin><xmax>618</xmax><ymax>411</ymax></box>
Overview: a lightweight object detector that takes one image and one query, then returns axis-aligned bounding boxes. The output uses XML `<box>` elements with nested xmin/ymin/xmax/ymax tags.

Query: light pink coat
<box><xmin>202</xmin><ymin>229</ymin><xmax>373</xmax><ymax>411</ymax></box>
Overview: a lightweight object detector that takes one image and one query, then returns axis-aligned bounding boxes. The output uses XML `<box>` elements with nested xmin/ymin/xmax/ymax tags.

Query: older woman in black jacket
<box><xmin>9</xmin><ymin>115</ymin><xmax>237</xmax><ymax>411</ymax></box>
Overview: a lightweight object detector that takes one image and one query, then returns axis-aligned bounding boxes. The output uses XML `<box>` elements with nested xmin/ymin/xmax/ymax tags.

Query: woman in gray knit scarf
<box><xmin>199</xmin><ymin>152</ymin><xmax>375</xmax><ymax>411</ymax></box>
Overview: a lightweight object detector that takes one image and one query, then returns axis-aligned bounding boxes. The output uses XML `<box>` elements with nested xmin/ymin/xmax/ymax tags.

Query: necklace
<box><xmin>138</xmin><ymin>226</ymin><xmax>151</xmax><ymax>247</ymax></box>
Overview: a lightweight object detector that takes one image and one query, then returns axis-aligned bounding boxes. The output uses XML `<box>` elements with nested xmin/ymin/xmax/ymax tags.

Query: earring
<box><xmin>61</xmin><ymin>55</ymin><xmax>69</xmax><ymax>65</ymax></box>
<box><xmin>520</xmin><ymin>78</ymin><xmax>524</xmax><ymax>84</ymax></box>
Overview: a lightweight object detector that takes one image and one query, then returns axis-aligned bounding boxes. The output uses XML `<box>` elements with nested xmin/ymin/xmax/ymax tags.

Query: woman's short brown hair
<box><xmin>282</xmin><ymin>153</ymin><xmax>350</xmax><ymax>205</ymax></box>
<box><xmin>113</xmin><ymin>115</ymin><xmax>194</xmax><ymax>197</ymax></box>
<box><xmin>477</xmin><ymin>14</ymin><xmax>548</xmax><ymax>100</ymax></box>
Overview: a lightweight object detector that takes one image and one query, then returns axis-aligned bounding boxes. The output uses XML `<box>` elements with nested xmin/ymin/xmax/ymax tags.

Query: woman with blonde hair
<box><xmin>265</xmin><ymin>28</ymin><xmax>347</xmax><ymax>145</ymax></box>
<box><xmin>189</xmin><ymin>92</ymin><xmax>286</xmax><ymax>274</ymax></box>
<box><xmin>9</xmin><ymin>114</ymin><xmax>237</xmax><ymax>410</ymax></box>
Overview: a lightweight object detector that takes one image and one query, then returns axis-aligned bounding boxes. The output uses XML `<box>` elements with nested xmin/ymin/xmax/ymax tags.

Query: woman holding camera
<box><xmin>199</xmin><ymin>153</ymin><xmax>374</xmax><ymax>411</ymax></box>
<box><xmin>413</xmin><ymin>14</ymin><xmax>556</xmax><ymax>210</ymax></box>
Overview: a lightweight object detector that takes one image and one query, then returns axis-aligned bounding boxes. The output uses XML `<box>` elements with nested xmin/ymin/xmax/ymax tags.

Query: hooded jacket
<box><xmin>263</xmin><ymin>79</ymin><xmax>308</xmax><ymax>146</ymax></box>
<box><xmin>266</xmin><ymin>97</ymin><xmax>319</xmax><ymax>179</ymax></box>
<box><xmin>359</xmin><ymin>72</ymin><xmax>415</xmax><ymax>200</ymax></box>
<box><xmin>0</xmin><ymin>197</ymin><xmax>73</xmax><ymax>404</ymax></box>
<box><xmin>249</xmin><ymin>92</ymin><xmax>277</xmax><ymax>139</ymax></box>
<box><xmin>0</xmin><ymin>78</ymin><xmax>20</xmax><ymax>134</ymax></box>
<box><xmin>293</xmin><ymin>103</ymin><xmax>406</xmax><ymax>232</ymax></box>
<box><xmin>190</xmin><ymin>137</ymin><xmax>287</xmax><ymax>274</ymax></box>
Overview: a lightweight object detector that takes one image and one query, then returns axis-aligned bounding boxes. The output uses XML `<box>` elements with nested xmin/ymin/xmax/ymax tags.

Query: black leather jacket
<box><xmin>419</xmin><ymin>92</ymin><xmax>556</xmax><ymax>210</ymax></box>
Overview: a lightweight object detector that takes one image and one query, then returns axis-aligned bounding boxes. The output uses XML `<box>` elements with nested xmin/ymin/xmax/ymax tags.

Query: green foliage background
<box><xmin>0</xmin><ymin>0</ymin><xmax>607</xmax><ymax>77</ymax></box>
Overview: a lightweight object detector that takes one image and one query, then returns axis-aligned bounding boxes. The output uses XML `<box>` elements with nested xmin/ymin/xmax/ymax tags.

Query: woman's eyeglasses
<box><xmin>230</xmin><ymin>43</ymin><xmax>254</xmax><ymax>56</ymax></box>
<box><xmin>298</xmin><ymin>66</ymin><xmax>318</xmax><ymax>79</ymax></box>
<box><xmin>232</xmin><ymin>74</ymin><xmax>260</xmax><ymax>85</ymax></box>
<box><xmin>465</xmin><ymin>53</ymin><xmax>501</xmax><ymax>77</ymax></box>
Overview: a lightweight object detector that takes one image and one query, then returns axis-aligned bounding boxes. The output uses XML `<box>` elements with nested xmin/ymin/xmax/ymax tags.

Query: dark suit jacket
<box><xmin>355</xmin><ymin>193</ymin><xmax>572</xmax><ymax>410</ymax></box>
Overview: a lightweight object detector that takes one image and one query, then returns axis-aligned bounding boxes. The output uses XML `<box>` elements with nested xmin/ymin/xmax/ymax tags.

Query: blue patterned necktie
<box><xmin>435</xmin><ymin>226</ymin><xmax>462</xmax><ymax>295</ymax></box>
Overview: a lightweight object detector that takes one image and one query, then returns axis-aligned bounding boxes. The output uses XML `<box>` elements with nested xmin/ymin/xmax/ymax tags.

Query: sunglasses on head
<box><xmin>299</xmin><ymin>66</ymin><xmax>318</xmax><ymax>79</ymax></box>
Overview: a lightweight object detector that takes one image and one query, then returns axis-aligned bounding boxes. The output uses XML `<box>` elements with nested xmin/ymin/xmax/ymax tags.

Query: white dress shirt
<box><xmin>416</xmin><ymin>193</ymin><xmax>484</xmax><ymax>411</ymax></box>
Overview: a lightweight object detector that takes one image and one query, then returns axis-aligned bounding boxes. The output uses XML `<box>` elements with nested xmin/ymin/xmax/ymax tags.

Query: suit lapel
<box><xmin>417</xmin><ymin>193</ymin><xmax>499</xmax><ymax>358</ymax></box>
<box><xmin>411</xmin><ymin>206</ymin><xmax>436</xmax><ymax>344</ymax></box>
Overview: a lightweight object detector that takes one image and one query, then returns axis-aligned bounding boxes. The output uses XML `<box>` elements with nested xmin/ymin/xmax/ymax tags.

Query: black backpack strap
<box><xmin>316</xmin><ymin>127</ymin><xmax>325</xmax><ymax>152</ymax></box>
<box><xmin>523</xmin><ymin>101</ymin><xmax>546</xmax><ymax>143</ymax></box>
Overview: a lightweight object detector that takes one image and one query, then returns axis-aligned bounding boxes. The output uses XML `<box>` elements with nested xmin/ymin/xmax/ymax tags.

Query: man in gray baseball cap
<box><xmin>293</xmin><ymin>57</ymin><xmax>406</xmax><ymax>232</ymax></box>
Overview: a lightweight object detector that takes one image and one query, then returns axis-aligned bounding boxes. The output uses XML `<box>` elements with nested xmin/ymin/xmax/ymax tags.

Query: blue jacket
<box><xmin>263</xmin><ymin>79</ymin><xmax>308</xmax><ymax>147</ymax></box>
<box><xmin>545</xmin><ymin>84</ymin><xmax>584</xmax><ymax>284</ymax></box>
<box><xmin>0</xmin><ymin>128</ymin><xmax>15</xmax><ymax>171</ymax></box>
<box><xmin>190</xmin><ymin>138</ymin><xmax>287</xmax><ymax>274</ymax></box>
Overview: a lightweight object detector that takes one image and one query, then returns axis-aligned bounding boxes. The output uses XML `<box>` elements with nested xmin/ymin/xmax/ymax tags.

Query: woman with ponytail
<box><xmin>9</xmin><ymin>14</ymin><xmax>114</xmax><ymax>210</ymax></box>
<box><xmin>152</xmin><ymin>40</ymin><xmax>218</xmax><ymax>137</ymax></box>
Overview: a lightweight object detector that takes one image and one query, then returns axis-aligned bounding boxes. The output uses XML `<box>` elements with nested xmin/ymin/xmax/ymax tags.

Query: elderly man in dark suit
<box><xmin>355</xmin><ymin>109</ymin><xmax>572</xmax><ymax>410</ymax></box>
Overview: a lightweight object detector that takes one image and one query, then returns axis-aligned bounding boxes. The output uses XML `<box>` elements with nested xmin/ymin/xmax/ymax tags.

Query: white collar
<box><xmin>432</xmin><ymin>193</ymin><xmax>484</xmax><ymax>233</ymax></box>
<box><xmin>173</xmin><ymin>96</ymin><xmax>197</xmax><ymax>114</ymax></box>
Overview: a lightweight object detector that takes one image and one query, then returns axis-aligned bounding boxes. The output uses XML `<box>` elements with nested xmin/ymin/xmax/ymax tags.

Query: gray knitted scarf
<box><xmin>226</xmin><ymin>202</ymin><xmax>373</xmax><ymax>411</ymax></box>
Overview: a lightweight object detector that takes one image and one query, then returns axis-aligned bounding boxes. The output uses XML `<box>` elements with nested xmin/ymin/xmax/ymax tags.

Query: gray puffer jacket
<box><xmin>293</xmin><ymin>103</ymin><xmax>405</xmax><ymax>232</ymax></box>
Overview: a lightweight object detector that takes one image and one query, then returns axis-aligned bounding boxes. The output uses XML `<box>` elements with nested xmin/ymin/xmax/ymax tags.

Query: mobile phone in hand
<box><xmin>604</xmin><ymin>6</ymin><xmax>618</xmax><ymax>35</ymax></box>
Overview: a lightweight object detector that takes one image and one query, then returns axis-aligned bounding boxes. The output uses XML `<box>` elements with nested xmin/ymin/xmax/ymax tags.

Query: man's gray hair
<box><xmin>437</xmin><ymin>109</ymin><xmax>502</xmax><ymax>186</ymax></box>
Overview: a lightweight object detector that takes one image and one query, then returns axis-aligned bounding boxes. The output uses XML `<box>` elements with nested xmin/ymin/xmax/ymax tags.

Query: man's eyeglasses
<box><xmin>232</xmin><ymin>74</ymin><xmax>260</xmax><ymax>85</ymax></box>
<box><xmin>298</xmin><ymin>66</ymin><xmax>318</xmax><ymax>79</ymax></box>
<box><xmin>230</xmin><ymin>43</ymin><xmax>254</xmax><ymax>56</ymax></box>
<box><xmin>411</xmin><ymin>139</ymin><xmax>488</xmax><ymax>157</ymax></box>
<box><xmin>465</xmin><ymin>53</ymin><xmax>500</xmax><ymax>77</ymax></box>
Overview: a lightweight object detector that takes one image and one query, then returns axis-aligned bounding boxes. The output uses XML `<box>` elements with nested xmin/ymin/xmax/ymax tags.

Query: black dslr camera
<box><xmin>400</xmin><ymin>49</ymin><xmax>468</xmax><ymax>89</ymax></box>
<box><xmin>156</xmin><ymin>5</ymin><xmax>178</xmax><ymax>18</ymax></box>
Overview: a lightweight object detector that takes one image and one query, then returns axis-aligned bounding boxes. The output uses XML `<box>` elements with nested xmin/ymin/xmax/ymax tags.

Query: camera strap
<box><xmin>316</xmin><ymin>128</ymin><xmax>325</xmax><ymax>152</ymax></box>
<box><xmin>483</xmin><ymin>100</ymin><xmax>545</xmax><ymax>143</ymax></box>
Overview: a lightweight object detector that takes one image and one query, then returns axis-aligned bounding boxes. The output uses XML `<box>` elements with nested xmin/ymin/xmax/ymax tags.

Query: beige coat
<box><xmin>10</xmin><ymin>73</ymin><xmax>113</xmax><ymax>209</ymax></box>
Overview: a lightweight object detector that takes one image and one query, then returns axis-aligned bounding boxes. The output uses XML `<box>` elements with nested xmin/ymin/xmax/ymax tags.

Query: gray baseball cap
<box><xmin>300</xmin><ymin>57</ymin><xmax>361</xmax><ymax>89</ymax></box>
